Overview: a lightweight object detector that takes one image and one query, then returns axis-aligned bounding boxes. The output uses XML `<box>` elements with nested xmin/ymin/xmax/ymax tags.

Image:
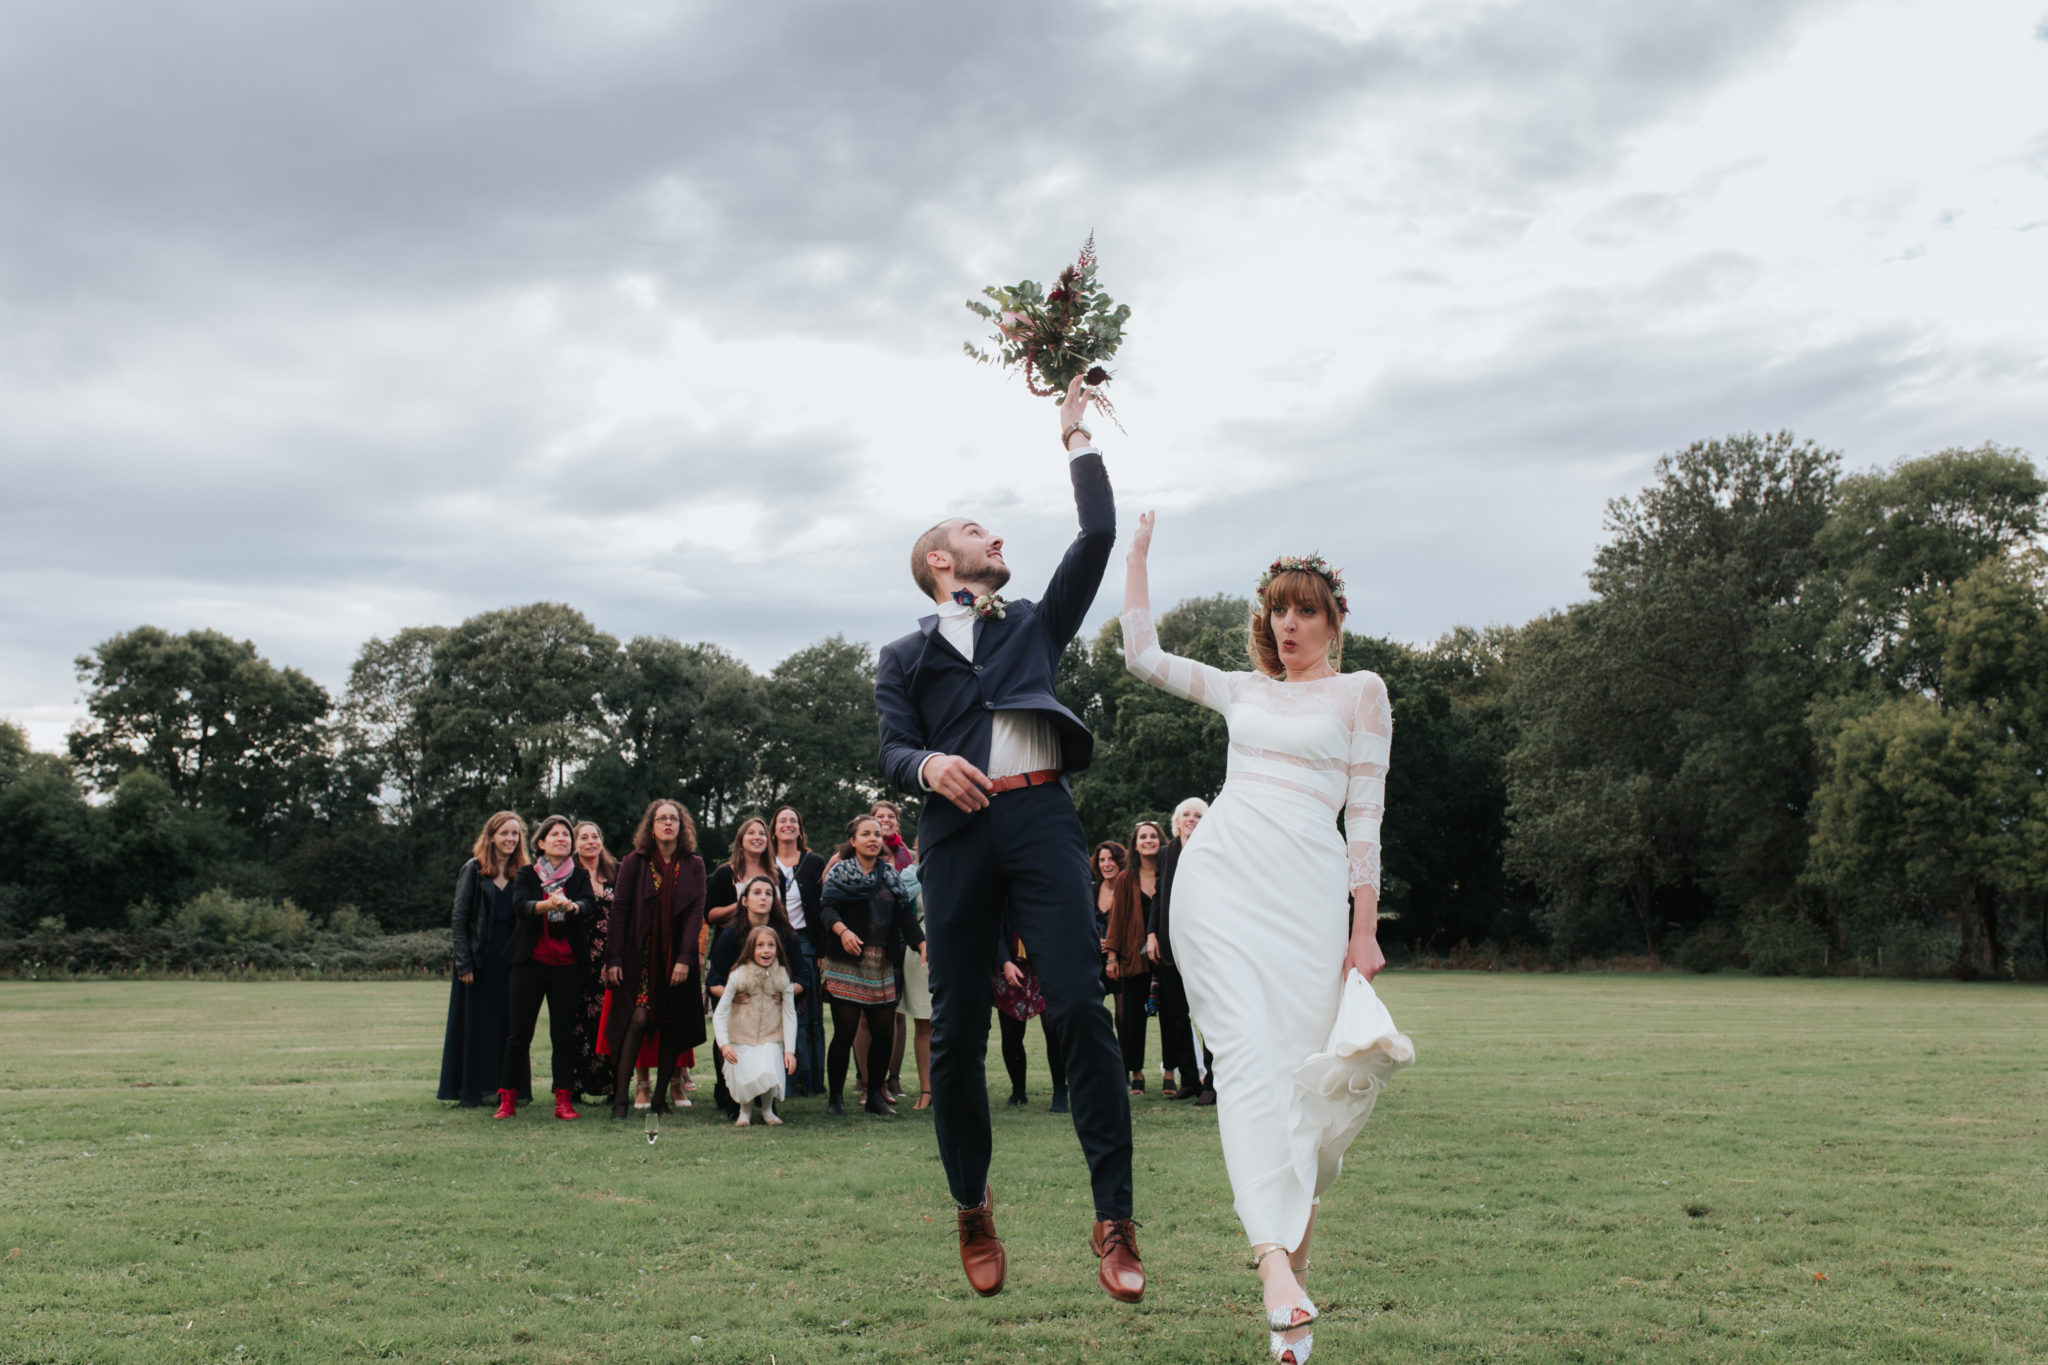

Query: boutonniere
<box><xmin>972</xmin><ymin>593</ymin><xmax>1007</xmax><ymax>622</ymax></box>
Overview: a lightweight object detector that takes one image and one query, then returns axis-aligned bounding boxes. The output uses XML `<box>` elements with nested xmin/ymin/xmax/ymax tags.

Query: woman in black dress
<box><xmin>570</xmin><ymin>820</ymin><xmax>619</xmax><ymax>1102</ymax></box>
<box><xmin>602</xmin><ymin>799</ymin><xmax>708</xmax><ymax>1118</ymax></box>
<box><xmin>437</xmin><ymin>812</ymin><xmax>529</xmax><ymax>1107</ymax></box>
<box><xmin>495</xmin><ymin>814</ymin><xmax>598</xmax><ymax>1121</ymax></box>
<box><xmin>769</xmin><ymin>805</ymin><xmax>828</xmax><ymax>1094</ymax></box>
<box><xmin>707</xmin><ymin>815</ymin><xmax>777</xmax><ymax>930</ymax></box>
<box><xmin>1151</xmin><ymin>798</ymin><xmax>1212</xmax><ymax>1102</ymax></box>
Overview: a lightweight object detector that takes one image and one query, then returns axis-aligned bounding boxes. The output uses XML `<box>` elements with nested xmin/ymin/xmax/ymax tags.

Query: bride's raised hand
<box><xmin>1128</xmin><ymin>510</ymin><xmax>1154</xmax><ymax>563</ymax></box>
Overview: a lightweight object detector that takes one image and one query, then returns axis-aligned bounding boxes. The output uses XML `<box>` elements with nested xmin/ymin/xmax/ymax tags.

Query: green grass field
<box><xmin>1</xmin><ymin>974</ymin><xmax>2043</xmax><ymax>1364</ymax></box>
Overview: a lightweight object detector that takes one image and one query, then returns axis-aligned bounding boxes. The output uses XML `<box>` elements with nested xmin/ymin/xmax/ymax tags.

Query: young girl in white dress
<box><xmin>713</xmin><ymin>926</ymin><xmax>799</xmax><ymax>1128</ymax></box>
<box><xmin>1122</xmin><ymin>511</ymin><xmax>1414</xmax><ymax>1365</ymax></box>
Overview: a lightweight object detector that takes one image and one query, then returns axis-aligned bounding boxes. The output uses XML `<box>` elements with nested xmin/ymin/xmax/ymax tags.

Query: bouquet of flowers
<box><xmin>964</xmin><ymin>233</ymin><xmax>1130</xmax><ymax>425</ymax></box>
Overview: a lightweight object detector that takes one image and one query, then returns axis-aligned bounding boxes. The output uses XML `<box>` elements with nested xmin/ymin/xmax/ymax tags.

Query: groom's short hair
<box><xmin>911</xmin><ymin>519</ymin><xmax>960</xmax><ymax>599</ymax></box>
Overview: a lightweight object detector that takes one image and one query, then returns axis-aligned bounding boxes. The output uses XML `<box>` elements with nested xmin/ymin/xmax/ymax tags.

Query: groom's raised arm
<box><xmin>875</xmin><ymin>641</ymin><xmax>936</xmax><ymax>797</ymax></box>
<box><xmin>1035</xmin><ymin>448</ymin><xmax>1115</xmax><ymax>653</ymax></box>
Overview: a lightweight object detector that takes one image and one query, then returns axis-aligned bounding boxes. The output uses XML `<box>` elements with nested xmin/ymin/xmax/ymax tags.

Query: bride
<box><xmin>1121</xmin><ymin>511</ymin><xmax>1408</xmax><ymax>1365</ymax></box>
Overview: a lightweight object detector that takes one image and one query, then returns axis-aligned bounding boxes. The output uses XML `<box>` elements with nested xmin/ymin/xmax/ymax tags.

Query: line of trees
<box><xmin>3</xmin><ymin>436</ymin><xmax>2042</xmax><ymax>978</ymax></box>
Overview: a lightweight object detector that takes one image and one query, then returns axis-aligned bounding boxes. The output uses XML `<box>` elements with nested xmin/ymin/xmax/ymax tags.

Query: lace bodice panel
<box><xmin>1122</xmin><ymin>608</ymin><xmax>1391</xmax><ymax>892</ymax></box>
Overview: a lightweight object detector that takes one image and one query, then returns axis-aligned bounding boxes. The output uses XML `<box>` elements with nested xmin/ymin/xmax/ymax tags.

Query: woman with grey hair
<box><xmin>1148</xmin><ymin>797</ymin><xmax>1209</xmax><ymax>1101</ymax></box>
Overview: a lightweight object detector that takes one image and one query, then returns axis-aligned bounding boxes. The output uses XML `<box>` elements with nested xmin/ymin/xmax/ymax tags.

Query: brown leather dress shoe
<box><xmin>957</xmin><ymin>1187</ymin><xmax>1007</xmax><ymax>1297</ymax></box>
<box><xmin>1091</xmin><ymin>1217</ymin><xmax>1146</xmax><ymax>1303</ymax></box>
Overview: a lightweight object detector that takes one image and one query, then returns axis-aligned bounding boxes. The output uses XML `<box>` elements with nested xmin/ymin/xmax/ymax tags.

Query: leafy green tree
<box><xmin>1505</xmin><ymin>433</ymin><xmax>1840</xmax><ymax>957</ymax></box>
<box><xmin>762</xmin><ymin>636</ymin><xmax>883</xmax><ymax>838</ymax></box>
<box><xmin>1807</xmin><ymin>545</ymin><xmax>2048</xmax><ymax>974</ymax></box>
<box><xmin>565</xmin><ymin>636</ymin><xmax>766</xmax><ymax>847</ymax></box>
<box><xmin>338</xmin><ymin>625</ymin><xmax>448</xmax><ymax>823</ymax></box>
<box><xmin>1811</xmin><ymin>444</ymin><xmax>2044</xmax><ymax>696</ymax></box>
<box><xmin>1809</xmin><ymin>697</ymin><xmax>2023</xmax><ymax>975</ymax></box>
<box><xmin>1799</xmin><ymin>447</ymin><xmax>2047</xmax><ymax>970</ymax></box>
<box><xmin>1352</xmin><ymin>629</ymin><xmax>1520</xmax><ymax>954</ymax></box>
<box><xmin>68</xmin><ymin>627</ymin><xmax>334</xmax><ymax>841</ymax></box>
<box><xmin>411</xmin><ymin>603</ymin><xmax>620</xmax><ymax>824</ymax></box>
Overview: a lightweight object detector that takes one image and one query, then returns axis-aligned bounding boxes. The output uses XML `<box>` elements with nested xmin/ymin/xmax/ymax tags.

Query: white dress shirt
<box><xmin>918</xmin><ymin>443</ymin><xmax>1094</xmax><ymax>790</ymax></box>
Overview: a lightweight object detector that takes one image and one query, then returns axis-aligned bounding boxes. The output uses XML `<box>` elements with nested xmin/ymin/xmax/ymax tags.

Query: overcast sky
<box><xmin>4</xmin><ymin>0</ymin><xmax>2045</xmax><ymax>751</ymax></box>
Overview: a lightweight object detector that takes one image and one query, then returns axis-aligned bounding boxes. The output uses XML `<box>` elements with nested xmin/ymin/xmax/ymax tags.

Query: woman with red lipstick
<box><xmin>1121</xmin><ymin>513</ymin><xmax>1416</xmax><ymax>1365</ymax></box>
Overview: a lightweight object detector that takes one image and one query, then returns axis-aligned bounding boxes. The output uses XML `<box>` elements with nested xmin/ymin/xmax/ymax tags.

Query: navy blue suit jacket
<box><xmin>875</xmin><ymin>451</ymin><xmax>1115</xmax><ymax>851</ymax></box>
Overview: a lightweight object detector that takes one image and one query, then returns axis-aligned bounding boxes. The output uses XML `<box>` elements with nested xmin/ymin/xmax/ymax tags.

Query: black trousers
<box><xmin>999</xmin><ymin>1010</ymin><xmax>1067</xmax><ymax>1096</ymax></box>
<box><xmin>1113</xmin><ymin>970</ymin><xmax>1152</xmax><ymax>1074</ymax></box>
<box><xmin>502</xmin><ymin>960</ymin><xmax>581</xmax><ymax>1095</ymax></box>
<box><xmin>1152</xmin><ymin>959</ymin><xmax>1198</xmax><ymax>1079</ymax></box>
<box><xmin>922</xmin><ymin>784</ymin><xmax>1132</xmax><ymax>1218</ymax></box>
<box><xmin>827</xmin><ymin>995</ymin><xmax>894</xmax><ymax>1102</ymax></box>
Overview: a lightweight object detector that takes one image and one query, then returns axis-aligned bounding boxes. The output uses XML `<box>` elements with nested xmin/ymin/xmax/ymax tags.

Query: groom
<box><xmin>875</xmin><ymin>377</ymin><xmax>1143</xmax><ymax>1304</ymax></box>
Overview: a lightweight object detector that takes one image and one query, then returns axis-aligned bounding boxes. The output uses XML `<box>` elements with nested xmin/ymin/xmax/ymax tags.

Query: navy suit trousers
<box><xmin>921</xmin><ymin>783</ymin><xmax>1132</xmax><ymax>1217</ymax></box>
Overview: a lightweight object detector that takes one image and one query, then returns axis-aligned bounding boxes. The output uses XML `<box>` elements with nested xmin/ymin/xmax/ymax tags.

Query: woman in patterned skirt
<box><xmin>818</xmin><ymin>814</ymin><xmax>925</xmax><ymax>1118</ymax></box>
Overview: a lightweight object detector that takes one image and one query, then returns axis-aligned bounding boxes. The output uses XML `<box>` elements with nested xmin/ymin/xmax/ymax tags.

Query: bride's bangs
<box><xmin>1261</xmin><ymin>568</ymin><xmax>1341</xmax><ymax>620</ymax></box>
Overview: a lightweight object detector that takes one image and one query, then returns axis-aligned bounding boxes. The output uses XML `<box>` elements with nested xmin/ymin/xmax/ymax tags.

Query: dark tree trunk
<box><xmin>1972</xmin><ymin>883</ymin><xmax>2001</xmax><ymax>978</ymax></box>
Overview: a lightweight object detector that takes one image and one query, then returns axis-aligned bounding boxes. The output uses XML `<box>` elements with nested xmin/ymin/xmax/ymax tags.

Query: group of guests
<box><xmin>436</xmin><ymin>793</ymin><xmax>1214</xmax><ymax>1125</ymax></box>
<box><xmin>1094</xmin><ymin>798</ymin><xmax>1215</xmax><ymax>1106</ymax></box>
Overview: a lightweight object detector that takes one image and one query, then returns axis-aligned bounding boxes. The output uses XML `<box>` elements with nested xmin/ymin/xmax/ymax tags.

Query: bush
<box><xmin>1675</xmin><ymin>922</ymin><xmax>1744</xmax><ymax>973</ymax></box>
<box><xmin>1874</xmin><ymin>920</ymin><xmax>1961</xmax><ymax>978</ymax></box>
<box><xmin>1742</xmin><ymin>909</ymin><xmax>1828</xmax><ymax>976</ymax></box>
<box><xmin>325</xmin><ymin>904</ymin><xmax>379</xmax><ymax>938</ymax></box>
<box><xmin>173</xmin><ymin>888</ymin><xmax>312</xmax><ymax>946</ymax></box>
<box><xmin>0</xmin><ymin>926</ymin><xmax>451</xmax><ymax>978</ymax></box>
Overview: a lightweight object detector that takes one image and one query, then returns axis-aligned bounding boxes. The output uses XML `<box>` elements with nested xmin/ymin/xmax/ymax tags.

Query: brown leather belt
<box><xmin>986</xmin><ymin>768</ymin><xmax>1062</xmax><ymax>796</ymax></box>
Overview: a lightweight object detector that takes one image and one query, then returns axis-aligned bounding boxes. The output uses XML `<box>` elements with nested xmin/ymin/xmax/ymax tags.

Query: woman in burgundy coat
<box><xmin>603</xmin><ymin>798</ymin><xmax>708</xmax><ymax>1118</ymax></box>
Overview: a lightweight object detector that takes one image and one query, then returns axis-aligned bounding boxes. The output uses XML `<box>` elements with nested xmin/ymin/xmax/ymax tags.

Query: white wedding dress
<box><xmin>1124</xmin><ymin>608</ymin><xmax>1414</xmax><ymax>1251</ymax></box>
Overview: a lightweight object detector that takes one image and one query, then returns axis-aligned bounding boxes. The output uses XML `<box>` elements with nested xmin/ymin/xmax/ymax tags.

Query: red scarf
<box><xmin>649</xmin><ymin>849</ymin><xmax>681</xmax><ymax>972</ymax></box>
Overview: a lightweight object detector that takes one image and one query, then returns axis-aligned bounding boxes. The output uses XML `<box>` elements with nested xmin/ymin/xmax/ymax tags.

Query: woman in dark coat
<box><xmin>1151</xmin><ymin>798</ymin><xmax>1212</xmax><ymax>1102</ymax></box>
<box><xmin>437</xmin><ymin>811</ymin><xmax>530</xmax><ymax>1107</ymax></box>
<box><xmin>602</xmin><ymin>798</ymin><xmax>708</xmax><ymax>1119</ymax></box>
<box><xmin>494</xmin><ymin>814</ymin><xmax>598</xmax><ymax>1121</ymax></box>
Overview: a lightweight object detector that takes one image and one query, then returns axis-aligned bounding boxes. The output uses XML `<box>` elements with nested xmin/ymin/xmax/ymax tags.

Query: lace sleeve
<box><xmin>1121</xmin><ymin>608</ymin><xmax>1232</xmax><ymax>713</ymax></box>
<box><xmin>1344</xmin><ymin>671</ymin><xmax>1392</xmax><ymax>894</ymax></box>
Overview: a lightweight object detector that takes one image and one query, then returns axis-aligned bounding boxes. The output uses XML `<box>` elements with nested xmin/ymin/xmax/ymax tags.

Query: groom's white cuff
<box><xmin>1067</xmin><ymin>444</ymin><xmax>1099</xmax><ymax>461</ymax></box>
<box><xmin>916</xmin><ymin>753</ymin><xmax>938</xmax><ymax>791</ymax></box>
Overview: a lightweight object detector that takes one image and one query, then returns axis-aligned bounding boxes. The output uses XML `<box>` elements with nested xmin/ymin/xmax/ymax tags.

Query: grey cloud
<box><xmin>0</xmin><ymin>0</ymin><xmax>1838</xmax><ymax>329</ymax></box>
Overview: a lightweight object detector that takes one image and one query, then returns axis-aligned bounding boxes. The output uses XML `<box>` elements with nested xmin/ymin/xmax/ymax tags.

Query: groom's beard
<box><xmin>956</xmin><ymin>556</ymin><xmax>1011</xmax><ymax>595</ymax></box>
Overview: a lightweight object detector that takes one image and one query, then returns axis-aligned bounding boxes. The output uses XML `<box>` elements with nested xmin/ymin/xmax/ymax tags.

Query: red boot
<box><xmin>553</xmin><ymin>1088</ymin><xmax>580</xmax><ymax>1121</ymax></box>
<box><xmin>491</xmin><ymin>1088</ymin><xmax>517</xmax><ymax>1119</ymax></box>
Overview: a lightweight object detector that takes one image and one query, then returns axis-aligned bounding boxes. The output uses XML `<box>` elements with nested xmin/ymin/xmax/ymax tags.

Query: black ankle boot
<box><xmin>1005</xmin><ymin>1090</ymin><xmax>1028</xmax><ymax>1108</ymax></box>
<box><xmin>826</xmin><ymin>1094</ymin><xmax>846</xmax><ymax>1116</ymax></box>
<box><xmin>1049</xmin><ymin>1085</ymin><xmax>1070</xmax><ymax>1114</ymax></box>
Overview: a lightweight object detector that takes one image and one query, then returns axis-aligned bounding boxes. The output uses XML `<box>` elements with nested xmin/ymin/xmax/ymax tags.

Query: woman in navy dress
<box><xmin>437</xmin><ymin>811</ymin><xmax>531</xmax><ymax>1106</ymax></box>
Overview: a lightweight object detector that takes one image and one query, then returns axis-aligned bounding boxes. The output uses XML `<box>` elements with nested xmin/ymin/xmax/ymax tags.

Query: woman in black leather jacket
<box><xmin>437</xmin><ymin>811</ymin><xmax>530</xmax><ymax>1107</ymax></box>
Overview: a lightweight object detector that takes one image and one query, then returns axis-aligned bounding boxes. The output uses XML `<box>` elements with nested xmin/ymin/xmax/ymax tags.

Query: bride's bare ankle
<box><xmin>1252</xmin><ymin>1246</ymin><xmax>1301</xmax><ymax>1302</ymax></box>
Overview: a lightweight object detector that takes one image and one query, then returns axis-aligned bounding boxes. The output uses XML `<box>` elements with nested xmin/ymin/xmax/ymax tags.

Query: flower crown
<box><xmin>1256</xmin><ymin>553</ymin><xmax>1349</xmax><ymax>616</ymax></box>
